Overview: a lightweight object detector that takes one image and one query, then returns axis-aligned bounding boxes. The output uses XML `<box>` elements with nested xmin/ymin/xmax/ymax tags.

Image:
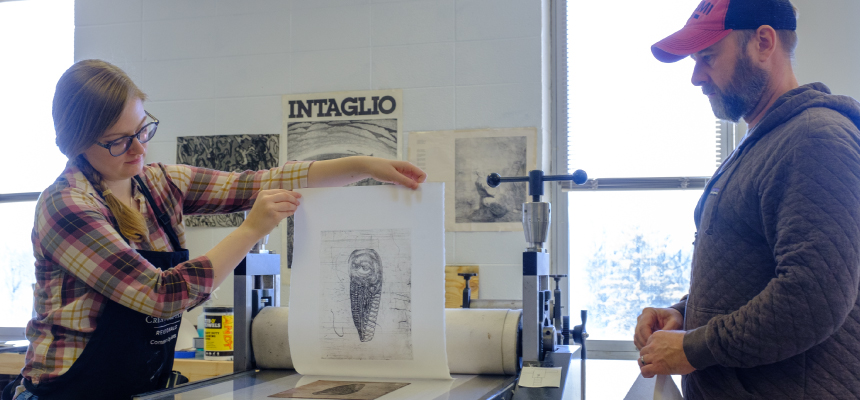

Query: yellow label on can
<box><xmin>204</xmin><ymin>314</ymin><xmax>234</xmax><ymax>357</ymax></box>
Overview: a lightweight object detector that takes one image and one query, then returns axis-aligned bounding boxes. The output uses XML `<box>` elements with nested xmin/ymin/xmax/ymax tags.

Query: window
<box><xmin>0</xmin><ymin>0</ymin><xmax>74</xmax><ymax>334</ymax></box>
<box><xmin>552</xmin><ymin>1</ymin><xmax>741</xmax><ymax>342</ymax></box>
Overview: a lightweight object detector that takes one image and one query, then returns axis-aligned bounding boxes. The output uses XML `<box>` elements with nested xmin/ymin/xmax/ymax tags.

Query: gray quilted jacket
<box><xmin>675</xmin><ymin>83</ymin><xmax>860</xmax><ymax>399</ymax></box>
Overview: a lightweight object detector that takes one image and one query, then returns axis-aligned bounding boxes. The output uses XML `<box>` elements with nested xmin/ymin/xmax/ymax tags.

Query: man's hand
<box><xmin>634</xmin><ymin>307</ymin><xmax>684</xmax><ymax>350</ymax></box>
<box><xmin>638</xmin><ymin>330</ymin><xmax>695</xmax><ymax>377</ymax></box>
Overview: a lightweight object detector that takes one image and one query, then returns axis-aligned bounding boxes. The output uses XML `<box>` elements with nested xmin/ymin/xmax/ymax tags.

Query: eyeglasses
<box><xmin>95</xmin><ymin>111</ymin><xmax>159</xmax><ymax>157</ymax></box>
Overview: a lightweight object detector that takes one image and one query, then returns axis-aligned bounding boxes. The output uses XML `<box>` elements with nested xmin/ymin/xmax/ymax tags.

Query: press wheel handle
<box><xmin>487</xmin><ymin>169</ymin><xmax>588</xmax><ymax>202</ymax></box>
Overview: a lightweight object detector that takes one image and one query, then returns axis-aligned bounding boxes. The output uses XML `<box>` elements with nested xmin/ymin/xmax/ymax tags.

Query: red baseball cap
<box><xmin>652</xmin><ymin>0</ymin><xmax>797</xmax><ymax>63</ymax></box>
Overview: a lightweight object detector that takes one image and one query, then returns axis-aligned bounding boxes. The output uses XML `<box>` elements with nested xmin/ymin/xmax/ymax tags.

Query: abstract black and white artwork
<box><xmin>287</xmin><ymin>119</ymin><xmax>398</xmax><ymax>185</ymax></box>
<box><xmin>454</xmin><ymin>136</ymin><xmax>528</xmax><ymax>224</ymax></box>
<box><xmin>183</xmin><ymin>213</ymin><xmax>244</xmax><ymax>228</ymax></box>
<box><xmin>318</xmin><ymin>229</ymin><xmax>412</xmax><ymax>361</ymax></box>
<box><xmin>176</xmin><ymin>134</ymin><xmax>279</xmax><ymax>227</ymax></box>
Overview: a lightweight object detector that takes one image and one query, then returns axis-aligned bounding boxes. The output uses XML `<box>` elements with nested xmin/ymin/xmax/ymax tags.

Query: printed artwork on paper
<box><xmin>287</xmin><ymin>183</ymin><xmax>449</xmax><ymax>379</ymax></box>
<box><xmin>176</xmin><ymin>134</ymin><xmax>279</xmax><ymax>227</ymax></box>
<box><xmin>408</xmin><ymin>128</ymin><xmax>537</xmax><ymax>231</ymax></box>
<box><xmin>269</xmin><ymin>380</ymin><xmax>410</xmax><ymax>399</ymax></box>
<box><xmin>318</xmin><ymin>229</ymin><xmax>412</xmax><ymax>361</ymax></box>
<box><xmin>288</xmin><ymin>119</ymin><xmax>397</xmax><ymax>186</ymax></box>
<box><xmin>454</xmin><ymin>136</ymin><xmax>527</xmax><ymax>224</ymax></box>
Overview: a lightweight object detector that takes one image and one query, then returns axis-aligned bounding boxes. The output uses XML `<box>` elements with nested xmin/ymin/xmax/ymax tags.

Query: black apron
<box><xmin>22</xmin><ymin>177</ymin><xmax>190</xmax><ymax>400</ymax></box>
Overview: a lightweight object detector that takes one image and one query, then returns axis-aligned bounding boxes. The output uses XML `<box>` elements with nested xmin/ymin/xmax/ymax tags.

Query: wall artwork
<box><xmin>408</xmin><ymin>128</ymin><xmax>537</xmax><ymax>232</ymax></box>
<box><xmin>287</xmin><ymin>119</ymin><xmax>398</xmax><ymax>184</ymax></box>
<box><xmin>454</xmin><ymin>136</ymin><xmax>527</xmax><ymax>224</ymax></box>
<box><xmin>176</xmin><ymin>134</ymin><xmax>279</xmax><ymax>227</ymax></box>
<box><xmin>282</xmin><ymin>90</ymin><xmax>403</xmax><ymax>267</ymax></box>
<box><xmin>318</xmin><ymin>229</ymin><xmax>412</xmax><ymax>361</ymax></box>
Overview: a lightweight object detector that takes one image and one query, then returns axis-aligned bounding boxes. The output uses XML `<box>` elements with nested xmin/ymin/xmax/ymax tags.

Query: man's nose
<box><xmin>691</xmin><ymin>63</ymin><xmax>707</xmax><ymax>87</ymax></box>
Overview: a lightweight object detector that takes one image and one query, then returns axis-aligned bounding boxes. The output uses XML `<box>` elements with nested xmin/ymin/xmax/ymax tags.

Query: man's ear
<box><xmin>752</xmin><ymin>25</ymin><xmax>778</xmax><ymax>62</ymax></box>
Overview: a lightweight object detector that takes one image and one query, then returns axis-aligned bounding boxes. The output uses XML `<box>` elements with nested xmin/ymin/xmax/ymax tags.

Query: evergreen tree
<box><xmin>586</xmin><ymin>229</ymin><xmax>691</xmax><ymax>337</ymax></box>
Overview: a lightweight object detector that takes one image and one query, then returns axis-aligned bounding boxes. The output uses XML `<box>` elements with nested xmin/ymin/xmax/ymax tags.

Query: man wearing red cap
<box><xmin>633</xmin><ymin>0</ymin><xmax>860</xmax><ymax>398</ymax></box>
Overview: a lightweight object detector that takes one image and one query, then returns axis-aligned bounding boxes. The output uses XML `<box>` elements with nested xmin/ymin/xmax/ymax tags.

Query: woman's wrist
<box><xmin>348</xmin><ymin>156</ymin><xmax>371</xmax><ymax>177</ymax></box>
<box><xmin>236</xmin><ymin>222</ymin><xmax>268</xmax><ymax>244</ymax></box>
<box><xmin>306</xmin><ymin>155</ymin><xmax>376</xmax><ymax>188</ymax></box>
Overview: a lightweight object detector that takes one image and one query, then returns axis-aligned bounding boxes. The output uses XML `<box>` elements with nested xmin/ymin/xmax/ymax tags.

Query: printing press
<box><xmin>132</xmin><ymin>169</ymin><xmax>589</xmax><ymax>400</ymax></box>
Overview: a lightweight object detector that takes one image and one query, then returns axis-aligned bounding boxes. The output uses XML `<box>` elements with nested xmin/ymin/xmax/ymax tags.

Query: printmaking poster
<box><xmin>319</xmin><ymin>229</ymin><xmax>412</xmax><ymax>361</ymax></box>
<box><xmin>282</xmin><ymin>89</ymin><xmax>402</xmax><ymax>266</ymax></box>
<box><xmin>176</xmin><ymin>134</ymin><xmax>279</xmax><ymax>227</ymax></box>
<box><xmin>289</xmin><ymin>183</ymin><xmax>450</xmax><ymax>380</ymax></box>
<box><xmin>408</xmin><ymin>128</ymin><xmax>536</xmax><ymax>231</ymax></box>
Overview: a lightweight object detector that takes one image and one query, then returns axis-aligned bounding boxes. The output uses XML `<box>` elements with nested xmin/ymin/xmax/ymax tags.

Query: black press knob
<box><xmin>572</xmin><ymin>310</ymin><xmax>588</xmax><ymax>360</ymax></box>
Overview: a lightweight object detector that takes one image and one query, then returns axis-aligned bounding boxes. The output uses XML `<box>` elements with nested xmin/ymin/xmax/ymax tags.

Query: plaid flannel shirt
<box><xmin>21</xmin><ymin>161</ymin><xmax>311</xmax><ymax>384</ymax></box>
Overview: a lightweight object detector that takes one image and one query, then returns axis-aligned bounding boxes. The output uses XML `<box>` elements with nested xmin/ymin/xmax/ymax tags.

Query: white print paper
<box><xmin>518</xmin><ymin>367</ymin><xmax>562</xmax><ymax>388</ymax></box>
<box><xmin>408</xmin><ymin>128</ymin><xmax>537</xmax><ymax>232</ymax></box>
<box><xmin>624</xmin><ymin>374</ymin><xmax>683</xmax><ymax>400</ymax></box>
<box><xmin>289</xmin><ymin>183</ymin><xmax>451</xmax><ymax>380</ymax></box>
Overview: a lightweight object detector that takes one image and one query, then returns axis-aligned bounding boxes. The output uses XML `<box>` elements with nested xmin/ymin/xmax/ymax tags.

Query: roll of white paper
<box><xmin>251</xmin><ymin>306</ymin><xmax>293</xmax><ymax>369</ymax></box>
<box><xmin>251</xmin><ymin>307</ymin><xmax>521</xmax><ymax>374</ymax></box>
<box><xmin>444</xmin><ymin>308</ymin><xmax>521</xmax><ymax>375</ymax></box>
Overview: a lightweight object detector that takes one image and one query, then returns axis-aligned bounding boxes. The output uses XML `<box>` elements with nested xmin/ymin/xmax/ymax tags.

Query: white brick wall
<box><xmin>75</xmin><ymin>0</ymin><xmax>546</xmax><ymax>308</ymax></box>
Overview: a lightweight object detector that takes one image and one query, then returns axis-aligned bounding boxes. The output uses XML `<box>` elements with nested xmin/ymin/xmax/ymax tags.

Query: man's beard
<box><xmin>705</xmin><ymin>53</ymin><xmax>769</xmax><ymax>122</ymax></box>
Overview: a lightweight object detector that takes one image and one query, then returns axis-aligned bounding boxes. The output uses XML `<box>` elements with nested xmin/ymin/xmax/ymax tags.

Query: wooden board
<box><xmin>445</xmin><ymin>265</ymin><xmax>479</xmax><ymax>308</ymax></box>
<box><xmin>0</xmin><ymin>353</ymin><xmax>232</xmax><ymax>383</ymax></box>
<box><xmin>174</xmin><ymin>359</ymin><xmax>234</xmax><ymax>382</ymax></box>
<box><xmin>0</xmin><ymin>353</ymin><xmax>24</xmax><ymax>376</ymax></box>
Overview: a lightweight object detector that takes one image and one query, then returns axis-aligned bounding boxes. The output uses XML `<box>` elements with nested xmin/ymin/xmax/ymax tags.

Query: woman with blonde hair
<box><xmin>3</xmin><ymin>59</ymin><xmax>425</xmax><ymax>400</ymax></box>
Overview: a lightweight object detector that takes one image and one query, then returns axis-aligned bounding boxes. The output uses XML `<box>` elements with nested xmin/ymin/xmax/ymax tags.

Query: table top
<box><xmin>133</xmin><ymin>369</ymin><xmax>516</xmax><ymax>400</ymax></box>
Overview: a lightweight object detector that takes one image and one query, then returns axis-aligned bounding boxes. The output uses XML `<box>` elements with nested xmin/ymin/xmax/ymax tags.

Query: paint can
<box><xmin>204</xmin><ymin>306</ymin><xmax>234</xmax><ymax>361</ymax></box>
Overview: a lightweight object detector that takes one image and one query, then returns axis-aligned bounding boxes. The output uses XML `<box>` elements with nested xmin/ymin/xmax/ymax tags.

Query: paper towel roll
<box><xmin>251</xmin><ymin>307</ymin><xmax>521</xmax><ymax>375</ymax></box>
<box><xmin>251</xmin><ymin>306</ymin><xmax>293</xmax><ymax>369</ymax></box>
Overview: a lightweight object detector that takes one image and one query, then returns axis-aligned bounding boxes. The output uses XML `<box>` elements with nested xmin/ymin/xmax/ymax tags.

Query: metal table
<box><xmin>134</xmin><ymin>369</ymin><xmax>517</xmax><ymax>400</ymax></box>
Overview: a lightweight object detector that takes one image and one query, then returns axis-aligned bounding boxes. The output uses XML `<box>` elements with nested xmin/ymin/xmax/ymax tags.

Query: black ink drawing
<box><xmin>318</xmin><ymin>229</ymin><xmax>412</xmax><ymax>361</ymax></box>
<box><xmin>270</xmin><ymin>380</ymin><xmax>410</xmax><ymax>399</ymax></box>
<box><xmin>349</xmin><ymin>249</ymin><xmax>383</xmax><ymax>342</ymax></box>
<box><xmin>314</xmin><ymin>384</ymin><xmax>365</xmax><ymax>396</ymax></box>
<box><xmin>454</xmin><ymin>136</ymin><xmax>528</xmax><ymax>224</ymax></box>
<box><xmin>331</xmin><ymin>310</ymin><xmax>344</xmax><ymax>337</ymax></box>
<box><xmin>177</xmin><ymin>134</ymin><xmax>279</xmax><ymax>227</ymax></box>
<box><xmin>286</xmin><ymin>119</ymin><xmax>398</xmax><ymax>267</ymax></box>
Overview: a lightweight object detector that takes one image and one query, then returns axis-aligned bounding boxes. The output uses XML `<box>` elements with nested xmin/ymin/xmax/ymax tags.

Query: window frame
<box><xmin>549</xmin><ymin>0</ymin><xmax>738</xmax><ymax>356</ymax></box>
